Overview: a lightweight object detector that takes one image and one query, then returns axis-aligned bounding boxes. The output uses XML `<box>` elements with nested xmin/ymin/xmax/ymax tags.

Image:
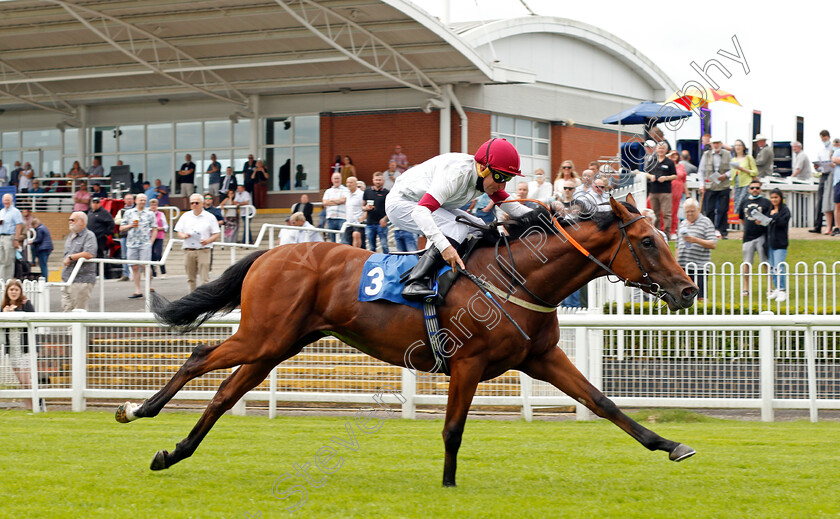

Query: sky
<box><xmin>421</xmin><ymin>0</ymin><xmax>837</xmax><ymax>155</ymax></box>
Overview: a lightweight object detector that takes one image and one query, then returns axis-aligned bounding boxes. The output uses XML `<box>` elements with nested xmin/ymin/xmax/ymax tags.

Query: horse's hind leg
<box><xmin>519</xmin><ymin>347</ymin><xmax>695</xmax><ymax>462</ymax></box>
<box><xmin>441</xmin><ymin>359</ymin><xmax>484</xmax><ymax>487</ymax></box>
<box><xmin>150</xmin><ymin>358</ymin><xmax>277</xmax><ymax>470</ymax></box>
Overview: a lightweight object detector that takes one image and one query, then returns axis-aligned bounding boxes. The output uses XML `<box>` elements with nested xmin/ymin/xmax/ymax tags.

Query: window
<box><xmin>264</xmin><ymin>115</ymin><xmax>319</xmax><ymax>191</ymax></box>
<box><xmin>491</xmin><ymin>114</ymin><xmax>550</xmax><ymax>184</ymax></box>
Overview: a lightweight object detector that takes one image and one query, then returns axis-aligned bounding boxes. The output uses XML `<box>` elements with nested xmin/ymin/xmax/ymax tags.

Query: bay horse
<box><xmin>116</xmin><ymin>195</ymin><xmax>698</xmax><ymax>486</ymax></box>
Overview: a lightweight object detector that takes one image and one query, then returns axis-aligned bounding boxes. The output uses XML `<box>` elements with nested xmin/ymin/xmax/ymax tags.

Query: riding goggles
<box><xmin>489</xmin><ymin>168</ymin><xmax>515</xmax><ymax>184</ymax></box>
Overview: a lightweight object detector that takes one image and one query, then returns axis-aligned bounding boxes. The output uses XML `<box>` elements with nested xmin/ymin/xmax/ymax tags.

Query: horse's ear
<box><xmin>609</xmin><ymin>196</ymin><xmax>634</xmax><ymax>222</ymax></box>
<box><xmin>624</xmin><ymin>192</ymin><xmax>637</xmax><ymax>208</ymax></box>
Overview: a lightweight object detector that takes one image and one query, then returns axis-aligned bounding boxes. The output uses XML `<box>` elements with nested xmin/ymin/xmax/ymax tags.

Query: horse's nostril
<box><xmin>682</xmin><ymin>286</ymin><xmax>698</xmax><ymax>300</ymax></box>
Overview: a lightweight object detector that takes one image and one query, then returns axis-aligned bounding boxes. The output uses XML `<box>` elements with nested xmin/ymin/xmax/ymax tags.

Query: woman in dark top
<box><xmin>767</xmin><ymin>188</ymin><xmax>791</xmax><ymax>302</ymax></box>
<box><xmin>3</xmin><ymin>279</ymin><xmax>35</xmax><ymax>409</ymax></box>
<box><xmin>250</xmin><ymin>159</ymin><xmax>269</xmax><ymax>209</ymax></box>
<box><xmin>645</xmin><ymin>142</ymin><xmax>677</xmax><ymax>235</ymax></box>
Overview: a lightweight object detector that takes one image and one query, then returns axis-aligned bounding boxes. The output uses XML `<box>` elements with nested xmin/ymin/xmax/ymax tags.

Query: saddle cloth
<box><xmin>357</xmin><ymin>253</ymin><xmax>451</xmax><ymax>309</ymax></box>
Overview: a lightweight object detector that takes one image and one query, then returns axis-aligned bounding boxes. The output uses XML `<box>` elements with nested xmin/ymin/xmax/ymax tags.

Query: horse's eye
<box><xmin>641</xmin><ymin>237</ymin><xmax>654</xmax><ymax>248</ymax></box>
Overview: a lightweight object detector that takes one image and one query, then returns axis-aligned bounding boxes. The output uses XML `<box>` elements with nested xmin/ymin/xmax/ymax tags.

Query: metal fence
<box><xmin>2</xmin><ymin>312</ymin><xmax>838</xmax><ymax>423</ymax></box>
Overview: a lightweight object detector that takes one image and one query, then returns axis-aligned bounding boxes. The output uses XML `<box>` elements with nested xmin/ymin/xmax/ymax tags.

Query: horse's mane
<box><xmin>500</xmin><ymin>201</ymin><xmax>640</xmax><ymax>241</ymax></box>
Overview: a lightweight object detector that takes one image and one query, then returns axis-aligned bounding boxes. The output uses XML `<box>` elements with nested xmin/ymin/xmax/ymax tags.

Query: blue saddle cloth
<box><xmin>358</xmin><ymin>253</ymin><xmax>451</xmax><ymax>309</ymax></box>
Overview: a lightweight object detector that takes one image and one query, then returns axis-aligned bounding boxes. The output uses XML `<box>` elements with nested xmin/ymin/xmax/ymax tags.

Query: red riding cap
<box><xmin>474</xmin><ymin>138</ymin><xmax>522</xmax><ymax>176</ymax></box>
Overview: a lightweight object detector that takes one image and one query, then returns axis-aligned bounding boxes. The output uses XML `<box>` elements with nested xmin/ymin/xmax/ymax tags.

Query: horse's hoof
<box><xmin>115</xmin><ymin>401</ymin><xmax>137</xmax><ymax>423</ymax></box>
<box><xmin>669</xmin><ymin>443</ymin><xmax>696</xmax><ymax>462</ymax></box>
<box><xmin>442</xmin><ymin>480</ymin><xmax>456</xmax><ymax>487</ymax></box>
<box><xmin>150</xmin><ymin>450</ymin><xmax>168</xmax><ymax>471</ymax></box>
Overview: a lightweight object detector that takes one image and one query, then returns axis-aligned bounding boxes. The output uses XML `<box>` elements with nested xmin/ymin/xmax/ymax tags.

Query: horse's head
<box><xmin>607</xmin><ymin>194</ymin><xmax>698</xmax><ymax>310</ymax></box>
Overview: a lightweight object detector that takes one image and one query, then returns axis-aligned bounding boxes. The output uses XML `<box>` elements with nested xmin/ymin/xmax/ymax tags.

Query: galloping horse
<box><xmin>116</xmin><ymin>195</ymin><xmax>698</xmax><ymax>486</ymax></box>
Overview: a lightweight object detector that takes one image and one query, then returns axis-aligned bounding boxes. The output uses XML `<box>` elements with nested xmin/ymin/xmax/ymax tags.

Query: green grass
<box><xmin>1</xmin><ymin>410</ymin><xmax>839</xmax><ymax>518</ymax></box>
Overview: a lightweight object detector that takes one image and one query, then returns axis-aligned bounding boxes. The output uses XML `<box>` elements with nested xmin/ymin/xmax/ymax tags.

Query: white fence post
<box><xmin>268</xmin><ymin>366</ymin><xmax>277</xmax><ymax>419</ymax></box>
<box><xmin>99</xmin><ymin>262</ymin><xmax>106</xmax><ymax>312</ymax></box>
<box><xmin>805</xmin><ymin>326</ymin><xmax>818</xmax><ymax>423</ymax></box>
<box><xmin>27</xmin><ymin>323</ymin><xmax>41</xmax><ymax>413</ymax></box>
<box><xmin>759</xmin><ymin>326</ymin><xmax>774</xmax><ymax>422</ymax></box>
<box><xmin>71</xmin><ymin>322</ymin><xmax>86</xmax><ymax>412</ymax></box>
<box><xmin>519</xmin><ymin>371</ymin><xmax>533</xmax><ymax>422</ymax></box>
<box><xmin>575</xmin><ymin>326</ymin><xmax>591</xmax><ymax>421</ymax></box>
<box><xmin>401</xmin><ymin>367</ymin><xmax>416</xmax><ymax>419</ymax></box>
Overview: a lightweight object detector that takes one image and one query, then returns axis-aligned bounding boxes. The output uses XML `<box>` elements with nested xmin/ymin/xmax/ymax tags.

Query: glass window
<box><xmin>147</xmin><ymin>123</ymin><xmax>172</xmax><ymax>151</ymax></box>
<box><xmin>266</xmin><ymin>147</ymin><xmax>290</xmax><ymax>191</ymax></box>
<box><xmin>99</xmin><ymin>155</ymin><xmax>117</xmax><ymax>173</ymax></box>
<box><xmin>95</xmin><ymin>127</ymin><xmax>118</xmax><ymax>154</ymax></box>
<box><xmin>535</xmin><ymin>122</ymin><xmax>550</xmax><ymax>140</ymax></box>
<box><xmin>515</xmin><ymin>137</ymin><xmax>532</xmax><ymax>156</ymax></box>
<box><xmin>293</xmin><ymin>146</ymin><xmax>318</xmax><ymax>190</ymax></box>
<box><xmin>119</xmin><ymin>125</ymin><xmax>144</xmax><ymax>152</ymax></box>
<box><xmin>119</xmin><ymin>154</ymin><xmax>145</xmax><ymax>178</ymax></box>
<box><xmin>63</xmin><ymin>157</ymin><xmax>77</xmax><ymax>173</ymax></box>
<box><xmin>43</xmin><ymin>149</ymin><xmax>61</xmax><ymax>175</ymax></box>
<box><xmin>535</xmin><ymin>141</ymin><xmax>549</xmax><ymax>156</ymax></box>
<box><xmin>204</xmin><ymin>120</ymin><xmax>230</xmax><ymax>149</ymax></box>
<box><xmin>267</xmin><ymin>118</ymin><xmax>292</xmax><ymax>146</ymax></box>
<box><xmin>2</xmin><ymin>151</ymin><xmax>19</xmax><ymax>168</ymax></box>
<box><xmin>146</xmin><ymin>153</ymin><xmax>173</xmax><ymax>188</ymax></box>
<box><xmin>176</xmin><ymin>122</ymin><xmax>202</xmax><ymax>149</ymax></box>
<box><xmin>22</xmin><ymin>129</ymin><xmax>60</xmax><ymax>147</ymax></box>
<box><xmin>294</xmin><ymin>115</ymin><xmax>318</xmax><ymax>144</ymax></box>
<box><xmin>497</xmin><ymin>116</ymin><xmax>514</xmax><ymax>135</ymax></box>
<box><xmin>21</xmin><ymin>151</ymin><xmax>39</xmax><ymax>175</ymax></box>
<box><xmin>515</xmin><ymin>118</ymin><xmax>532</xmax><ymax>137</ymax></box>
<box><xmin>2</xmin><ymin>131</ymin><xmax>20</xmax><ymax>148</ymax></box>
<box><xmin>233</xmin><ymin>119</ymin><xmax>250</xmax><ymax>147</ymax></box>
<box><xmin>64</xmin><ymin>128</ymin><xmax>79</xmax><ymax>156</ymax></box>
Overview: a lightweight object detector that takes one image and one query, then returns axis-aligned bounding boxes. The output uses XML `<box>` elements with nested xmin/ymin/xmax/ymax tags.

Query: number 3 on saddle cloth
<box><xmin>358</xmin><ymin>253</ymin><xmax>454</xmax><ymax>374</ymax></box>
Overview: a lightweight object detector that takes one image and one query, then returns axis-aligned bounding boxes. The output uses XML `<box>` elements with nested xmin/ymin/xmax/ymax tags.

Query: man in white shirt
<box><xmin>18</xmin><ymin>162</ymin><xmax>34</xmax><ymax>192</ymax></box>
<box><xmin>791</xmin><ymin>141</ymin><xmax>812</xmax><ymax>181</ymax></box>
<box><xmin>278</xmin><ymin>212</ymin><xmax>324</xmax><ymax>246</ymax></box>
<box><xmin>0</xmin><ymin>160</ymin><xmax>7</xmax><ymax>187</ymax></box>
<box><xmin>383</xmin><ymin>160</ymin><xmax>401</xmax><ymax>190</ymax></box>
<box><xmin>174</xmin><ymin>193</ymin><xmax>221</xmax><ymax>292</ymax></box>
<box><xmin>322</xmin><ymin>172</ymin><xmax>349</xmax><ymax>243</ymax></box>
<box><xmin>527</xmin><ymin>168</ymin><xmax>552</xmax><ymax>203</ymax></box>
<box><xmin>233</xmin><ymin>185</ymin><xmax>252</xmax><ymax>243</ymax></box>
<box><xmin>810</xmin><ymin>130</ymin><xmax>833</xmax><ymax>234</ymax></box>
<box><xmin>386</xmin><ymin>137</ymin><xmax>531</xmax><ymax>300</ymax></box>
<box><xmin>344</xmin><ymin>176</ymin><xmax>365</xmax><ymax>247</ymax></box>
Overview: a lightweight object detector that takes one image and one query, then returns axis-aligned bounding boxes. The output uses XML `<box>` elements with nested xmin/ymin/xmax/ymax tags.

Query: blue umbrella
<box><xmin>602</xmin><ymin>101</ymin><xmax>692</xmax><ymax>126</ymax></box>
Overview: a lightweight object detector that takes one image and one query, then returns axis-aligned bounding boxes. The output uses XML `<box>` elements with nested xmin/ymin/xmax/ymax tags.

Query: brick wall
<box><xmin>550</xmin><ymin>124</ymin><xmax>640</xmax><ymax>184</ymax></box>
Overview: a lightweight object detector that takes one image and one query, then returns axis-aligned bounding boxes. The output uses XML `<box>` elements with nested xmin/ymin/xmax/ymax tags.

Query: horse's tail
<box><xmin>150</xmin><ymin>249</ymin><xmax>270</xmax><ymax>332</ymax></box>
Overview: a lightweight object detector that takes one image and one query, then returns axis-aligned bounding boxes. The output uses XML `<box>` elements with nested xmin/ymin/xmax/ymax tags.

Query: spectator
<box><xmin>30</xmin><ymin>218</ymin><xmax>53</xmax><ymax>280</ymax></box>
<box><xmin>383</xmin><ymin>160</ymin><xmax>400</xmax><ymax>190</ymax></box>
<box><xmin>344</xmin><ymin>176</ymin><xmax>365</xmax><ymax>247</ymax></box>
<box><xmin>553</xmin><ymin>160</ymin><xmax>580</xmax><ymax>197</ymax></box>
<box><xmin>472</xmin><ymin>193</ymin><xmax>496</xmax><ymax>225</ymax></box>
<box><xmin>67</xmin><ymin>160</ymin><xmax>87</xmax><ymax>179</ymax></box>
<box><xmin>291</xmin><ymin>194</ymin><xmax>313</xmax><ymax>225</ymax></box>
<box><xmin>233</xmin><ymin>185</ymin><xmax>253</xmax><ymax>243</ymax></box>
<box><xmin>278</xmin><ymin>212</ymin><xmax>324</xmax><ymax>245</ymax></box>
<box><xmin>20</xmin><ymin>207</ymin><xmax>33</xmax><ymax>230</ymax></box>
<box><xmin>220</xmin><ymin>166</ymin><xmax>237</xmax><ymax>195</ymax></box>
<box><xmin>810</xmin><ymin>130</ymin><xmax>833</xmax><ymax>234</ymax></box>
<box><xmin>645</xmin><ymin>142</ymin><xmax>676</xmax><ymax>235</ymax></box>
<box><xmin>362</xmin><ymin>172</ymin><xmax>389</xmax><ymax>253</ymax></box>
<box><xmin>791</xmin><ymin>141</ymin><xmax>812</xmax><ymax>182</ymax></box>
<box><xmin>340</xmin><ymin>155</ymin><xmax>357</xmax><ymax>183</ymax></box>
<box><xmin>9</xmin><ymin>161</ymin><xmax>22</xmax><ymax>189</ymax></box>
<box><xmin>201</xmin><ymin>193</ymin><xmax>225</xmax><ymax>276</ymax></box>
<box><xmin>294</xmin><ymin>164</ymin><xmax>307</xmax><ymax>189</ymax></box>
<box><xmin>514</xmin><ymin>182</ymin><xmax>540</xmax><ymax>211</ymax></box>
<box><xmin>174</xmin><ymin>193</ymin><xmax>220</xmax><ymax>292</ymax></box>
<box><xmin>206</xmin><ymin>153</ymin><xmax>221</xmax><ymax>199</ymax></box>
<box><xmin>90</xmin><ymin>182</ymin><xmax>107</xmax><ymax>199</ymax></box>
<box><xmin>737</xmin><ymin>180</ymin><xmax>772</xmax><ymax>296</ymax></box>
<box><xmin>582</xmin><ymin>177</ymin><xmax>610</xmax><ymax>211</ymax></box>
<box><xmin>153</xmin><ymin>178</ymin><xmax>169</xmax><ymax>206</ymax></box>
<box><xmin>2</xmin><ymin>278</ymin><xmax>36</xmax><ymax>409</ymax></box>
<box><xmin>61</xmin><ymin>211</ymin><xmax>97</xmax><ymax>311</ymax></box>
<box><xmin>390</xmin><ymin>145</ymin><xmax>408</xmax><ymax>174</ymax></box>
<box><xmin>675</xmin><ymin>198</ymin><xmax>716</xmax><ymax>301</ymax></box>
<box><xmin>0</xmin><ymin>193</ymin><xmax>24</xmax><ymax>281</ymax></box>
<box><xmin>393</xmin><ymin>226</ymin><xmax>418</xmax><ymax>252</ymax></box>
<box><xmin>699</xmin><ymin>137</ymin><xmax>732</xmax><ymax>239</ymax></box>
<box><xmin>73</xmin><ymin>181</ymin><xmax>91</xmax><ymax>212</ymax></box>
<box><xmin>731</xmin><ymin>139</ymin><xmax>758</xmax><ymax>215</ymax></box>
<box><xmin>119</xmin><ymin>193</ymin><xmax>156</xmax><ymax>299</ymax></box>
<box><xmin>250</xmin><ymin>159</ymin><xmax>269</xmax><ymax>209</ymax></box>
<box><xmin>331</xmin><ymin>155</ymin><xmax>343</xmax><ymax>175</ymax></box>
<box><xmin>832</xmin><ymin>137</ymin><xmax>840</xmax><ymax>236</ymax></box>
<box><xmin>88</xmin><ymin>157</ymin><xmax>104</xmax><ymax>178</ymax></box>
<box><xmin>0</xmin><ymin>160</ymin><xmax>6</xmax><ymax>186</ymax></box>
<box><xmin>679</xmin><ymin>150</ymin><xmax>698</xmax><ymax>177</ymax></box>
<box><xmin>667</xmin><ymin>149</ymin><xmax>687</xmax><ymax>238</ymax></box>
<box><xmin>115</xmin><ymin>193</ymin><xmax>135</xmax><ymax>281</ymax></box>
<box><xmin>29</xmin><ymin>180</ymin><xmax>46</xmax><ymax>210</ymax></box>
<box><xmin>148</xmin><ymin>198</ymin><xmax>169</xmax><ymax>279</ymax></box>
<box><xmin>278</xmin><ymin>158</ymin><xmax>291</xmax><ymax>191</ymax></box>
<box><xmin>527</xmin><ymin>168</ymin><xmax>552</xmax><ymax>204</ymax></box>
<box><xmin>18</xmin><ymin>162</ymin><xmax>34</xmax><ymax>193</ymax></box>
<box><xmin>556</xmin><ymin>179</ymin><xmax>578</xmax><ymax>215</ymax></box>
<box><xmin>86</xmin><ymin>197</ymin><xmax>115</xmax><ymax>258</ymax></box>
<box><xmin>242</xmin><ymin>154</ymin><xmax>257</xmax><ymax>194</ymax></box>
<box><xmin>753</xmin><ymin>134</ymin><xmax>773</xmax><ymax>178</ymax></box>
<box><xmin>176</xmin><ymin>153</ymin><xmax>196</xmax><ymax>197</ymax></box>
<box><xmin>219</xmin><ymin>189</ymin><xmax>238</xmax><ymax>243</ymax></box>
<box><xmin>142</xmin><ymin>181</ymin><xmax>155</xmax><ymax>200</ymax></box>
<box><xmin>766</xmin><ymin>188</ymin><xmax>791</xmax><ymax>302</ymax></box>
<box><xmin>573</xmin><ymin>169</ymin><xmax>595</xmax><ymax>198</ymax></box>
<box><xmin>322</xmin><ymin>172</ymin><xmax>349</xmax><ymax>242</ymax></box>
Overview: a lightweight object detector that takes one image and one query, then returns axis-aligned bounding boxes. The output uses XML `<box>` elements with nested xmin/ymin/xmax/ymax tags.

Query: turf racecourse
<box><xmin>1</xmin><ymin>411</ymin><xmax>838</xmax><ymax>518</ymax></box>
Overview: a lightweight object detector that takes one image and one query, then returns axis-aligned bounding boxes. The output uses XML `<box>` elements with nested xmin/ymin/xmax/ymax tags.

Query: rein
<box><xmin>484</xmin><ymin>197</ymin><xmax>663</xmax><ymax>310</ymax></box>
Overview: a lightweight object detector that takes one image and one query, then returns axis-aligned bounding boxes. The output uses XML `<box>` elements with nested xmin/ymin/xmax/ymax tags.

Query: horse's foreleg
<box><xmin>116</xmin><ymin>335</ymin><xmax>257</xmax><ymax>423</ymax></box>
<box><xmin>520</xmin><ymin>347</ymin><xmax>695</xmax><ymax>462</ymax></box>
<box><xmin>441</xmin><ymin>359</ymin><xmax>484</xmax><ymax>487</ymax></box>
<box><xmin>150</xmin><ymin>359</ymin><xmax>276</xmax><ymax>470</ymax></box>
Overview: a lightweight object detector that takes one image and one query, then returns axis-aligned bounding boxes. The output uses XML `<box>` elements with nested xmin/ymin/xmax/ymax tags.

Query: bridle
<box><xmin>490</xmin><ymin>198</ymin><xmax>665</xmax><ymax>310</ymax></box>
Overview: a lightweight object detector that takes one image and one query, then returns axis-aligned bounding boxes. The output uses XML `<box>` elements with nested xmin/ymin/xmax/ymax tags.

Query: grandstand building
<box><xmin>0</xmin><ymin>0</ymin><xmax>675</xmax><ymax>207</ymax></box>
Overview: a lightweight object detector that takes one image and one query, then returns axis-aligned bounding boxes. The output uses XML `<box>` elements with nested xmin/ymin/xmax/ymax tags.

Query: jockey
<box><xmin>385</xmin><ymin>138</ymin><xmax>533</xmax><ymax>300</ymax></box>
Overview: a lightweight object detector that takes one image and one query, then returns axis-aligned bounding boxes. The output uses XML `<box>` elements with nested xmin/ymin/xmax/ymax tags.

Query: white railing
<box><xmin>1</xmin><ymin>312</ymin><xmax>838</xmax><ymax>422</ymax></box>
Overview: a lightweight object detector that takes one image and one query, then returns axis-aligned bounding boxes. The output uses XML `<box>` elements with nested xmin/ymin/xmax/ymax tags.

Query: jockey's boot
<box><xmin>402</xmin><ymin>246</ymin><xmax>445</xmax><ymax>301</ymax></box>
